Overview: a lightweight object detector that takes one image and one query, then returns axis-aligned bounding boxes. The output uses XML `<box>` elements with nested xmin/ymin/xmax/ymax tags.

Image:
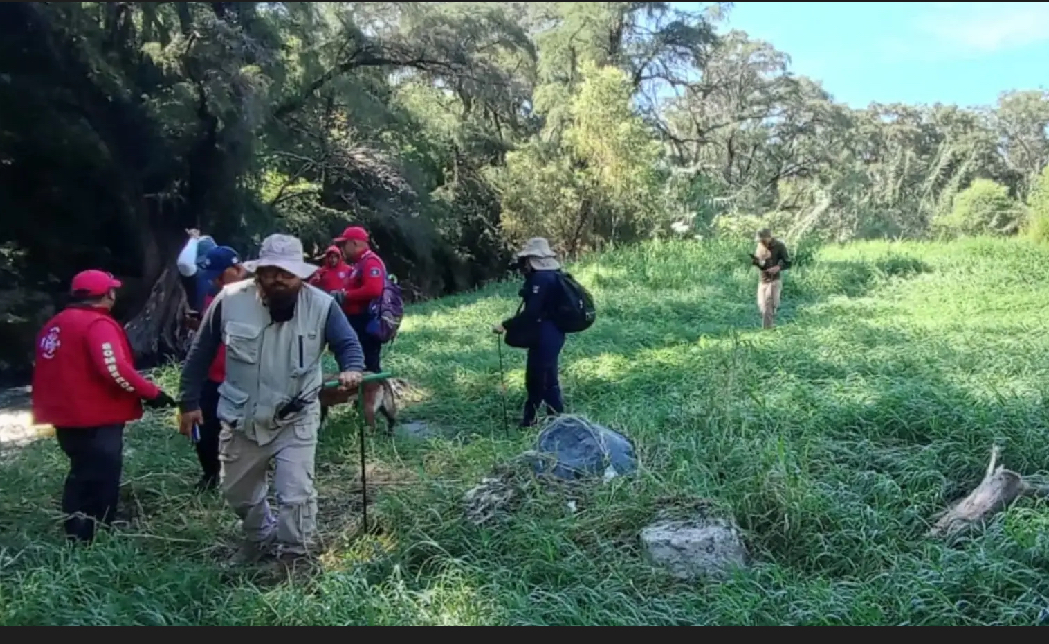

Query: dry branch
<box><xmin>926</xmin><ymin>445</ymin><xmax>1049</xmax><ymax>539</ymax></box>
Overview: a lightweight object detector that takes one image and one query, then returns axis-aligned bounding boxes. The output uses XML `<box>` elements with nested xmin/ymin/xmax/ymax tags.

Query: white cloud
<box><xmin>877</xmin><ymin>2</ymin><xmax>1049</xmax><ymax>63</ymax></box>
<box><xmin>918</xmin><ymin>2</ymin><xmax>1049</xmax><ymax>52</ymax></box>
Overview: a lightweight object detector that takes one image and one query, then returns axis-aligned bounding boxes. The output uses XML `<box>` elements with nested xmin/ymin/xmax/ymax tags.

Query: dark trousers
<box><xmin>179</xmin><ymin>274</ymin><xmax>199</xmax><ymax>313</ymax></box>
<box><xmin>522</xmin><ymin>322</ymin><xmax>565</xmax><ymax>427</ymax></box>
<box><xmin>196</xmin><ymin>379</ymin><xmax>222</xmax><ymax>482</ymax></box>
<box><xmin>348</xmin><ymin>313</ymin><xmax>382</xmax><ymax>373</ymax></box>
<box><xmin>55</xmin><ymin>424</ymin><xmax>125</xmax><ymax>543</ymax></box>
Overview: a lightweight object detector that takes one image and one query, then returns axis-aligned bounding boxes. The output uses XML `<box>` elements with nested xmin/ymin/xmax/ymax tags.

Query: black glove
<box><xmin>145</xmin><ymin>391</ymin><xmax>177</xmax><ymax>409</ymax></box>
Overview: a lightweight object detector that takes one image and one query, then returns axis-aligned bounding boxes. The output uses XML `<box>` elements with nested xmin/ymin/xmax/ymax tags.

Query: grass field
<box><xmin>3</xmin><ymin>236</ymin><xmax>1049</xmax><ymax>625</ymax></box>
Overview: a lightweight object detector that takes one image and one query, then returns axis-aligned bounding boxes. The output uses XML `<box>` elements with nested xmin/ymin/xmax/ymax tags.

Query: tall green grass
<box><xmin>3</xmin><ymin>236</ymin><xmax>1049</xmax><ymax>625</ymax></box>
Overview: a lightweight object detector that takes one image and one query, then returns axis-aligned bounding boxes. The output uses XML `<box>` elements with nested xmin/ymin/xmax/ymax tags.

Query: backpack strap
<box><xmin>358</xmin><ymin>249</ymin><xmax>387</xmax><ymax>277</ymax></box>
<box><xmin>356</xmin><ymin>250</ymin><xmax>388</xmax><ymax>312</ymax></box>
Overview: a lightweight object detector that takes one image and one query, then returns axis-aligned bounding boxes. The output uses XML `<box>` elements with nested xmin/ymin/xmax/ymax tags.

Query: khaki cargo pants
<box><xmin>218</xmin><ymin>420</ymin><xmax>319</xmax><ymax>556</ymax></box>
<box><xmin>757</xmin><ymin>279</ymin><xmax>782</xmax><ymax>329</ymax></box>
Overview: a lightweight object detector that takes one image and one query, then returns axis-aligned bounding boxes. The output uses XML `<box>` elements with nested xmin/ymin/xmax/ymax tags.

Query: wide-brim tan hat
<box><xmin>514</xmin><ymin>237</ymin><xmax>561</xmax><ymax>270</ymax></box>
<box><xmin>243</xmin><ymin>233</ymin><xmax>318</xmax><ymax>280</ymax></box>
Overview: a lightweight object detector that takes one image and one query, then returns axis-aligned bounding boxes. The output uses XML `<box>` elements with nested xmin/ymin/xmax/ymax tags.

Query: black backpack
<box><xmin>552</xmin><ymin>271</ymin><xmax>596</xmax><ymax>333</ymax></box>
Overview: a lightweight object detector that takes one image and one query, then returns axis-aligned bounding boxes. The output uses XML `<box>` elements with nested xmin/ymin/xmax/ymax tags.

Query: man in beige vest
<box><xmin>177</xmin><ymin>234</ymin><xmax>365</xmax><ymax>564</ymax></box>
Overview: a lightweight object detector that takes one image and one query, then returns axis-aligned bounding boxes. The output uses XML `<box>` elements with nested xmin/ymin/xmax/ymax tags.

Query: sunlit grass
<box><xmin>3</xmin><ymin>236</ymin><xmax>1049</xmax><ymax>624</ymax></box>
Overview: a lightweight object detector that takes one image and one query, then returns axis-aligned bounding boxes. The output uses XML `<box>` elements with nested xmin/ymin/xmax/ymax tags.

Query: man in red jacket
<box><xmin>308</xmin><ymin>245</ymin><xmax>350</xmax><ymax>293</ymax></box>
<box><xmin>32</xmin><ymin>270</ymin><xmax>175</xmax><ymax>543</ymax></box>
<box><xmin>192</xmin><ymin>246</ymin><xmax>247</xmax><ymax>492</ymax></box>
<box><xmin>333</xmin><ymin>226</ymin><xmax>386</xmax><ymax>373</ymax></box>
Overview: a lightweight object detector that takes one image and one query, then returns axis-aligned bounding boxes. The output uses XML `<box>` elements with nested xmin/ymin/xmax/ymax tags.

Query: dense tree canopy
<box><xmin>1</xmin><ymin>2</ymin><xmax>1047</xmax><ymax>378</ymax></box>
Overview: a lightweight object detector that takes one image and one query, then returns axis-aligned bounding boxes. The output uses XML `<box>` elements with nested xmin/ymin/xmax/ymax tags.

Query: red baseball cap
<box><xmin>70</xmin><ymin>270</ymin><xmax>122</xmax><ymax>297</ymax></box>
<box><xmin>333</xmin><ymin>226</ymin><xmax>369</xmax><ymax>243</ymax></box>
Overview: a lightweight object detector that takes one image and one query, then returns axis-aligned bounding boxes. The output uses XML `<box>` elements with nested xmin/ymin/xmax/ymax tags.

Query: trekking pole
<box><xmin>323</xmin><ymin>371</ymin><xmax>392</xmax><ymax>534</ymax></box>
<box><xmin>496</xmin><ymin>338</ymin><xmax>510</xmax><ymax>437</ymax></box>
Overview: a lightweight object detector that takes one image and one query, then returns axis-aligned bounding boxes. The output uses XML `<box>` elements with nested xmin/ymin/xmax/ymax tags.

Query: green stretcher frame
<box><xmin>322</xmin><ymin>372</ymin><xmax>393</xmax><ymax>533</ymax></box>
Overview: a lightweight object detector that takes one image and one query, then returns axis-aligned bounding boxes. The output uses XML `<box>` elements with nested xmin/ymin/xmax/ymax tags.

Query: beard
<box><xmin>261</xmin><ymin>283</ymin><xmax>301</xmax><ymax>323</ymax></box>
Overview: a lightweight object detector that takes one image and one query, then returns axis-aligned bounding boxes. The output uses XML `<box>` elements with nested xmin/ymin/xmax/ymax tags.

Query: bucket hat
<box><xmin>242</xmin><ymin>234</ymin><xmax>317</xmax><ymax>279</ymax></box>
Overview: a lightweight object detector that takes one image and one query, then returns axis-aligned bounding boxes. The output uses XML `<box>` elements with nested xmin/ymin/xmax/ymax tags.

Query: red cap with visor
<box><xmin>70</xmin><ymin>270</ymin><xmax>122</xmax><ymax>297</ymax></box>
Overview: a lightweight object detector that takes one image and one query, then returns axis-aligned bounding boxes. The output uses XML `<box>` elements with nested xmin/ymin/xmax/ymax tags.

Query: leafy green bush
<box><xmin>932</xmin><ymin>178</ymin><xmax>1026</xmax><ymax>238</ymax></box>
<box><xmin>1024</xmin><ymin>166</ymin><xmax>1049</xmax><ymax>243</ymax></box>
<box><xmin>709</xmin><ymin>211</ymin><xmax>796</xmax><ymax>242</ymax></box>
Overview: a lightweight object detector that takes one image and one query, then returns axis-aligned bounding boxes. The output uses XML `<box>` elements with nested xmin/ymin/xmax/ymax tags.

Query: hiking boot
<box><xmin>231</xmin><ymin>534</ymin><xmax>277</xmax><ymax>566</ymax></box>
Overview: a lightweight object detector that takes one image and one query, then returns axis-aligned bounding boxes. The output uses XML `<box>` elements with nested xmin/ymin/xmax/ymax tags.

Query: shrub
<box><xmin>1024</xmin><ymin>166</ymin><xmax>1049</xmax><ymax>243</ymax></box>
<box><xmin>932</xmin><ymin>178</ymin><xmax>1026</xmax><ymax>238</ymax></box>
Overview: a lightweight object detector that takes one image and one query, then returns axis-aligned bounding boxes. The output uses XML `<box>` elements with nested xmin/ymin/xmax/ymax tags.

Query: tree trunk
<box><xmin>124</xmin><ymin>265</ymin><xmax>192</xmax><ymax>364</ymax></box>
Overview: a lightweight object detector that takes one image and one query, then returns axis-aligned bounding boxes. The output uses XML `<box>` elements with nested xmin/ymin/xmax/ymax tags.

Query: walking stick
<box><xmin>323</xmin><ymin>371</ymin><xmax>393</xmax><ymax>534</ymax></box>
<box><xmin>497</xmin><ymin>337</ymin><xmax>510</xmax><ymax>437</ymax></box>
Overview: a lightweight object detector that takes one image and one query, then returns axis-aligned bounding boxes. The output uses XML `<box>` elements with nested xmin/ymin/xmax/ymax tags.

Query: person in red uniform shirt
<box><xmin>31</xmin><ymin>270</ymin><xmax>175</xmax><ymax>543</ymax></box>
<box><xmin>308</xmin><ymin>245</ymin><xmax>350</xmax><ymax>293</ymax></box>
<box><xmin>332</xmin><ymin>226</ymin><xmax>386</xmax><ymax>373</ymax></box>
<box><xmin>192</xmin><ymin>246</ymin><xmax>247</xmax><ymax>492</ymax></box>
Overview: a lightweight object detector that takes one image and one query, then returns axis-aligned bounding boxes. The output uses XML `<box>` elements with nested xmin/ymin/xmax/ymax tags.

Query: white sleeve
<box><xmin>176</xmin><ymin>238</ymin><xmax>199</xmax><ymax>277</ymax></box>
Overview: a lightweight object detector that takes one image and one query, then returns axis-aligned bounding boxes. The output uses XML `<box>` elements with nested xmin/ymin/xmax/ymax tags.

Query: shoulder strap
<box><xmin>358</xmin><ymin>250</ymin><xmax>388</xmax><ymax>277</ymax></box>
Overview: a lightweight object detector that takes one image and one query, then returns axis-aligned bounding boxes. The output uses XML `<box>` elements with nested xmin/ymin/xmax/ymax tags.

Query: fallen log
<box><xmin>926</xmin><ymin>445</ymin><xmax>1049</xmax><ymax>539</ymax></box>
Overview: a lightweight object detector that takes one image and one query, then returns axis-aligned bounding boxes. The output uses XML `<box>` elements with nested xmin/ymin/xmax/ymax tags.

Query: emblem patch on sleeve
<box><xmin>40</xmin><ymin>326</ymin><xmax>61</xmax><ymax>359</ymax></box>
<box><xmin>369</xmin><ymin>268</ymin><xmax>381</xmax><ymax>277</ymax></box>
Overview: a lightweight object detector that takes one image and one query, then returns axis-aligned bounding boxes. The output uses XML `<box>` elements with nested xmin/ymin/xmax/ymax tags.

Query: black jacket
<box><xmin>502</xmin><ymin>269</ymin><xmax>562</xmax><ymax>348</ymax></box>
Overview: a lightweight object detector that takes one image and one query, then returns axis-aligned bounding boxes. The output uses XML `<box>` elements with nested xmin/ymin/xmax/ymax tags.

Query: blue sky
<box><xmin>673</xmin><ymin>2</ymin><xmax>1049</xmax><ymax>109</ymax></box>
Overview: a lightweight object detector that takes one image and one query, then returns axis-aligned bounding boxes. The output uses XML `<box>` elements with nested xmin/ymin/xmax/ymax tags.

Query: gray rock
<box><xmin>640</xmin><ymin>515</ymin><xmax>748</xmax><ymax>580</ymax></box>
<box><xmin>530</xmin><ymin>415</ymin><xmax>638</xmax><ymax>480</ymax></box>
<box><xmin>395</xmin><ymin>420</ymin><xmax>438</xmax><ymax>440</ymax></box>
<box><xmin>463</xmin><ymin>477</ymin><xmax>517</xmax><ymax>526</ymax></box>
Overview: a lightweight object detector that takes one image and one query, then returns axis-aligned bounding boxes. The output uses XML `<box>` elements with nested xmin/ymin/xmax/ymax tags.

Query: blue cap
<box><xmin>199</xmin><ymin>246</ymin><xmax>240</xmax><ymax>282</ymax></box>
<box><xmin>194</xmin><ymin>236</ymin><xmax>218</xmax><ymax>269</ymax></box>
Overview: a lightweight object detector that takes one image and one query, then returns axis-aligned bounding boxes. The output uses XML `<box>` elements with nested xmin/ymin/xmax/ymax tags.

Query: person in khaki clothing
<box><xmin>177</xmin><ymin>234</ymin><xmax>365</xmax><ymax>564</ymax></box>
<box><xmin>751</xmin><ymin>228</ymin><xmax>791</xmax><ymax>329</ymax></box>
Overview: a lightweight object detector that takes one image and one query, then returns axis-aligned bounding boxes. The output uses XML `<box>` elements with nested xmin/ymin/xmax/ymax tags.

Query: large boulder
<box><xmin>640</xmin><ymin>511</ymin><xmax>748</xmax><ymax>581</ymax></box>
<box><xmin>529</xmin><ymin>415</ymin><xmax>638</xmax><ymax>481</ymax></box>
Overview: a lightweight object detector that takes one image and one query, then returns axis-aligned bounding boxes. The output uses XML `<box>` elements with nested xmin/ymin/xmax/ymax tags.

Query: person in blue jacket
<box><xmin>176</xmin><ymin>228</ymin><xmax>219</xmax><ymax>327</ymax></box>
<box><xmin>493</xmin><ymin>238</ymin><xmax>566</xmax><ymax>428</ymax></box>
